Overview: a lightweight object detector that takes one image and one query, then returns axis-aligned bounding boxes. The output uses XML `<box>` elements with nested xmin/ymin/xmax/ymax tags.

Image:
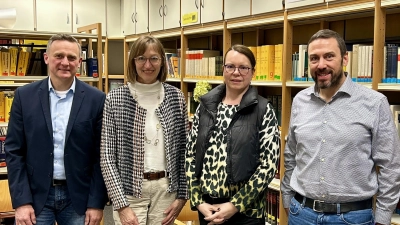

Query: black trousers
<box><xmin>198</xmin><ymin>195</ymin><xmax>265</xmax><ymax>225</ymax></box>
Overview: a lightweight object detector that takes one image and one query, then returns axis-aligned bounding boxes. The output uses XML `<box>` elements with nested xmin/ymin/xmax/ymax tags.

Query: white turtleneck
<box><xmin>128</xmin><ymin>81</ymin><xmax>166</xmax><ymax>173</ymax></box>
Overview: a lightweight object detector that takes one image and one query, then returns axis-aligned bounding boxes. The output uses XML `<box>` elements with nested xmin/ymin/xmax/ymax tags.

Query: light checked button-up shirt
<box><xmin>281</xmin><ymin>75</ymin><xmax>400</xmax><ymax>225</ymax></box>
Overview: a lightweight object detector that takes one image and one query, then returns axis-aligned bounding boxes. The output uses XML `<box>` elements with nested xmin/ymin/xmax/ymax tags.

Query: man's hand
<box><xmin>15</xmin><ymin>204</ymin><xmax>36</xmax><ymax>225</ymax></box>
<box><xmin>118</xmin><ymin>206</ymin><xmax>139</xmax><ymax>225</ymax></box>
<box><xmin>162</xmin><ymin>199</ymin><xmax>186</xmax><ymax>225</ymax></box>
<box><xmin>84</xmin><ymin>208</ymin><xmax>103</xmax><ymax>225</ymax></box>
<box><xmin>196</xmin><ymin>202</ymin><xmax>220</xmax><ymax>221</ymax></box>
<box><xmin>204</xmin><ymin>202</ymin><xmax>238</xmax><ymax>225</ymax></box>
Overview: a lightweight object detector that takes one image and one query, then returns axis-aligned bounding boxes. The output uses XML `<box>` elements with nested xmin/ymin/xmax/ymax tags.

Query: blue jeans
<box><xmin>33</xmin><ymin>185</ymin><xmax>85</xmax><ymax>225</ymax></box>
<box><xmin>289</xmin><ymin>197</ymin><xmax>374</xmax><ymax>225</ymax></box>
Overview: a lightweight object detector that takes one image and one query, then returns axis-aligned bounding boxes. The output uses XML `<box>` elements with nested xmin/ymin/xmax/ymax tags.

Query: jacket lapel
<box><xmin>65</xmin><ymin>80</ymin><xmax>85</xmax><ymax>142</ymax></box>
<box><xmin>39</xmin><ymin>78</ymin><xmax>53</xmax><ymax>138</ymax></box>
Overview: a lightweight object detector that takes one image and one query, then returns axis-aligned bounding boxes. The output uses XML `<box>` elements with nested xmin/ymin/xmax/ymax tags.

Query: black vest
<box><xmin>194</xmin><ymin>84</ymin><xmax>269</xmax><ymax>184</ymax></box>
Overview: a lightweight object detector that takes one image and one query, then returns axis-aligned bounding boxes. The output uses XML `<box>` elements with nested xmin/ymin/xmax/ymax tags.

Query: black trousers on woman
<box><xmin>198</xmin><ymin>194</ymin><xmax>265</xmax><ymax>225</ymax></box>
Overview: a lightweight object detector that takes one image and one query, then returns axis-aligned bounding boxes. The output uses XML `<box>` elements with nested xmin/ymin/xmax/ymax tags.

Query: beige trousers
<box><xmin>113</xmin><ymin>177</ymin><xmax>176</xmax><ymax>225</ymax></box>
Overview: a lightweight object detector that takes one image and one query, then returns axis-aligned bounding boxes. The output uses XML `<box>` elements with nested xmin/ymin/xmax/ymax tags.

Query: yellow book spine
<box><xmin>256</xmin><ymin>46</ymin><xmax>262</xmax><ymax>80</ymax></box>
<box><xmin>4</xmin><ymin>92</ymin><xmax>14</xmax><ymax>123</ymax></box>
<box><xmin>9</xmin><ymin>48</ymin><xmax>18</xmax><ymax>76</ymax></box>
<box><xmin>1</xmin><ymin>51</ymin><xmax>10</xmax><ymax>76</ymax></box>
<box><xmin>248</xmin><ymin>47</ymin><xmax>257</xmax><ymax>81</ymax></box>
<box><xmin>0</xmin><ymin>92</ymin><xmax>5</xmax><ymax>122</ymax></box>
<box><xmin>17</xmin><ymin>50</ymin><xmax>26</xmax><ymax>76</ymax></box>
<box><xmin>274</xmin><ymin>44</ymin><xmax>283</xmax><ymax>81</ymax></box>
<box><xmin>267</xmin><ymin>45</ymin><xmax>275</xmax><ymax>81</ymax></box>
<box><xmin>261</xmin><ymin>45</ymin><xmax>267</xmax><ymax>81</ymax></box>
<box><xmin>21</xmin><ymin>51</ymin><xmax>30</xmax><ymax>76</ymax></box>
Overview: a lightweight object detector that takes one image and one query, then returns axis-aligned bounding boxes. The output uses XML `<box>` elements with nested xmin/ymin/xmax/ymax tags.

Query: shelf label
<box><xmin>182</xmin><ymin>12</ymin><xmax>198</xmax><ymax>25</ymax></box>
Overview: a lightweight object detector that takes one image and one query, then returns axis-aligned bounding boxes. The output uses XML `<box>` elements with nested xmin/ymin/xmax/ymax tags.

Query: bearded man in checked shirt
<box><xmin>281</xmin><ymin>29</ymin><xmax>400</xmax><ymax>225</ymax></box>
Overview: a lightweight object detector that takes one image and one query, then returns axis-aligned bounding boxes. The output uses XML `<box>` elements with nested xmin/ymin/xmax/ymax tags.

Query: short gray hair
<box><xmin>47</xmin><ymin>34</ymin><xmax>81</xmax><ymax>56</ymax></box>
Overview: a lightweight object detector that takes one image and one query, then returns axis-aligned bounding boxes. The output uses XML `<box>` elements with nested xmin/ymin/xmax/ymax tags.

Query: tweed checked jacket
<box><xmin>100</xmin><ymin>83</ymin><xmax>189</xmax><ymax>210</ymax></box>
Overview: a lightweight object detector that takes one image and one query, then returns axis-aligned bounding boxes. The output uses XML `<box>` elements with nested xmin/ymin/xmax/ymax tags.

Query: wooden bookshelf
<box><xmin>0</xmin><ymin>24</ymin><xmax>103</xmax><ymax>90</ymax></box>
<box><xmin>122</xmin><ymin>1</ymin><xmax>400</xmax><ymax>224</ymax></box>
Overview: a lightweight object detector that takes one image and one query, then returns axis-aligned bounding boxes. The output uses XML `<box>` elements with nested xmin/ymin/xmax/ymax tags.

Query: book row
<box><xmin>182</xmin><ymin>46</ymin><xmax>285</xmax><ymax>82</ymax></box>
<box><xmin>0</xmin><ymin>44</ymin><xmax>100</xmax><ymax>77</ymax></box>
<box><xmin>266</xmin><ymin>188</ymin><xmax>280</xmax><ymax>225</ymax></box>
<box><xmin>292</xmin><ymin>44</ymin><xmax>400</xmax><ymax>83</ymax></box>
<box><xmin>0</xmin><ymin>91</ymin><xmax>14</xmax><ymax>123</ymax></box>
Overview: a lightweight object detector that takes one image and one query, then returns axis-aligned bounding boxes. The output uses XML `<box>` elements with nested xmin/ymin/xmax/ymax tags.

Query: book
<box><xmin>87</xmin><ymin>58</ymin><xmax>99</xmax><ymax>78</ymax></box>
<box><xmin>109</xmin><ymin>80</ymin><xmax>124</xmax><ymax>91</ymax></box>
<box><xmin>274</xmin><ymin>44</ymin><xmax>283</xmax><ymax>81</ymax></box>
<box><xmin>9</xmin><ymin>48</ymin><xmax>18</xmax><ymax>76</ymax></box>
<box><xmin>1</xmin><ymin>49</ymin><xmax>10</xmax><ymax>76</ymax></box>
<box><xmin>4</xmin><ymin>92</ymin><xmax>14</xmax><ymax>123</ymax></box>
<box><xmin>0</xmin><ymin>92</ymin><xmax>5</xmax><ymax>122</ymax></box>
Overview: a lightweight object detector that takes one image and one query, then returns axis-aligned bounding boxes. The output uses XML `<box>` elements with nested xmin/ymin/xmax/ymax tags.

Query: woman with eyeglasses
<box><xmin>100</xmin><ymin>35</ymin><xmax>188</xmax><ymax>225</ymax></box>
<box><xmin>186</xmin><ymin>44</ymin><xmax>280</xmax><ymax>225</ymax></box>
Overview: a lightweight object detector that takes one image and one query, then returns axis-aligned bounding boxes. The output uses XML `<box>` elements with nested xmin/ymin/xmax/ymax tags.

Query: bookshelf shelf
<box><xmin>378</xmin><ymin>84</ymin><xmax>400</xmax><ymax>91</ymax></box>
<box><xmin>183</xmin><ymin>78</ymin><xmax>224</xmax><ymax>84</ymax></box>
<box><xmin>121</xmin><ymin>1</ymin><xmax>400</xmax><ymax>224</ymax></box>
<box><xmin>392</xmin><ymin>214</ymin><xmax>400</xmax><ymax>225</ymax></box>
<box><xmin>107</xmin><ymin>75</ymin><xmax>125</xmax><ymax>79</ymax></box>
<box><xmin>0</xmin><ymin>83</ymin><xmax>29</xmax><ymax>87</ymax></box>
<box><xmin>268</xmin><ymin>178</ymin><xmax>280</xmax><ymax>192</ymax></box>
<box><xmin>184</xmin><ymin>22</ymin><xmax>224</xmax><ymax>35</ymax></box>
<box><xmin>166</xmin><ymin>78</ymin><xmax>181</xmax><ymax>82</ymax></box>
<box><xmin>285</xmin><ymin>81</ymin><xmax>373</xmax><ymax>89</ymax></box>
<box><xmin>0</xmin><ymin>167</ymin><xmax>7</xmax><ymax>175</ymax></box>
<box><xmin>286</xmin><ymin>81</ymin><xmax>314</xmax><ymax>88</ymax></box>
<box><xmin>0</xmin><ymin>76</ymin><xmax>99</xmax><ymax>82</ymax></box>
<box><xmin>382</xmin><ymin>0</ymin><xmax>400</xmax><ymax>8</ymax></box>
<box><xmin>252</xmin><ymin>81</ymin><xmax>282</xmax><ymax>87</ymax></box>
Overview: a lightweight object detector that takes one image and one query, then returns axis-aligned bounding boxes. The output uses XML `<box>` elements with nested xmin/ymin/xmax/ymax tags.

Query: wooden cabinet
<box><xmin>106</xmin><ymin>0</ymin><xmax>122</xmax><ymax>37</ymax></box>
<box><xmin>36</xmin><ymin>0</ymin><xmax>106</xmax><ymax>35</ymax></box>
<box><xmin>36</xmin><ymin>0</ymin><xmax>72</xmax><ymax>33</ymax></box>
<box><xmin>135</xmin><ymin>0</ymin><xmax>149</xmax><ymax>34</ymax></box>
<box><xmin>122</xmin><ymin>0</ymin><xmax>148</xmax><ymax>35</ymax></box>
<box><xmin>0</xmin><ymin>0</ymin><xmax>34</xmax><ymax>31</ymax></box>
<box><xmin>122</xmin><ymin>0</ymin><xmax>136</xmax><ymax>35</ymax></box>
<box><xmin>182</xmin><ymin>0</ymin><xmax>223</xmax><ymax>26</ymax></box>
<box><xmin>201</xmin><ymin>0</ymin><xmax>223</xmax><ymax>24</ymax></box>
<box><xmin>252</xmin><ymin>0</ymin><xmax>283</xmax><ymax>15</ymax></box>
<box><xmin>73</xmin><ymin>0</ymin><xmax>107</xmax><ymax>36</ymax></box>
<box><xmin>163</xmin><ymin>0</ymin><xmax>181</xmax><ymax>30</ymax></box>
<box><xmin>149</xmin><ymin>0</ymin><xmax>181</xmax><ymax>32</ymax></box>
<box><xmin>224</xmin><ymin>0</ymin><xmax>250</xmax><ymax>20</ymax></box>
<box><xmin>181</xmin><ymin>0</ymin><xmax>201</xmax><ymax>26</ymax></box>
<box><xmin>149</xmin><ymin>0</ymin><xmax>164</xmax><ymax>31</ymax></box>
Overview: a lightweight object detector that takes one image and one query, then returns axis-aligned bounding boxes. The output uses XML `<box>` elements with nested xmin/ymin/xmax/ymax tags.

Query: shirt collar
<box><xmin>305</xmin><ymin>73</ymin><xmax>355</xmax><ymax>98</ymax></box>
<box><xmin>48</xmin><ymin>77</ymin><xmax>76</xmax><ymax>93</ymax></box>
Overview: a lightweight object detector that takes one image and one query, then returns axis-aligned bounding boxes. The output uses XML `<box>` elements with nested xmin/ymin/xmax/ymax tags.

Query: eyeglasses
<box><xmin>224</xmin><ymin>64</ymin><xmax>252</xmax><ymax>75</ymax></box>
<box><xmin>134</xmin><ymin>56</ymin><xmax>162</xmax><ymax>65</ymax></box>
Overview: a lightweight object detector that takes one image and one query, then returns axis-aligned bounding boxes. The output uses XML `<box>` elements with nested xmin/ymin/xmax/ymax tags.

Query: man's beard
<box><xmin>313</xmin><ymin>67</ymin><xmax>344</xmax><ymax>90</ymax></box>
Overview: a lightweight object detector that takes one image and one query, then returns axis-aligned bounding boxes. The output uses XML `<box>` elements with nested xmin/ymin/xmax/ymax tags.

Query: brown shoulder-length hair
<box><xmin>223</xmin><ymin>44</ymin><xmax>256</xmax><ymax>71</ymax></box>
<box><xmin>127</xmin><ymin>35</ymin><xmax>168</xmax><ymax>83</ymax></box>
